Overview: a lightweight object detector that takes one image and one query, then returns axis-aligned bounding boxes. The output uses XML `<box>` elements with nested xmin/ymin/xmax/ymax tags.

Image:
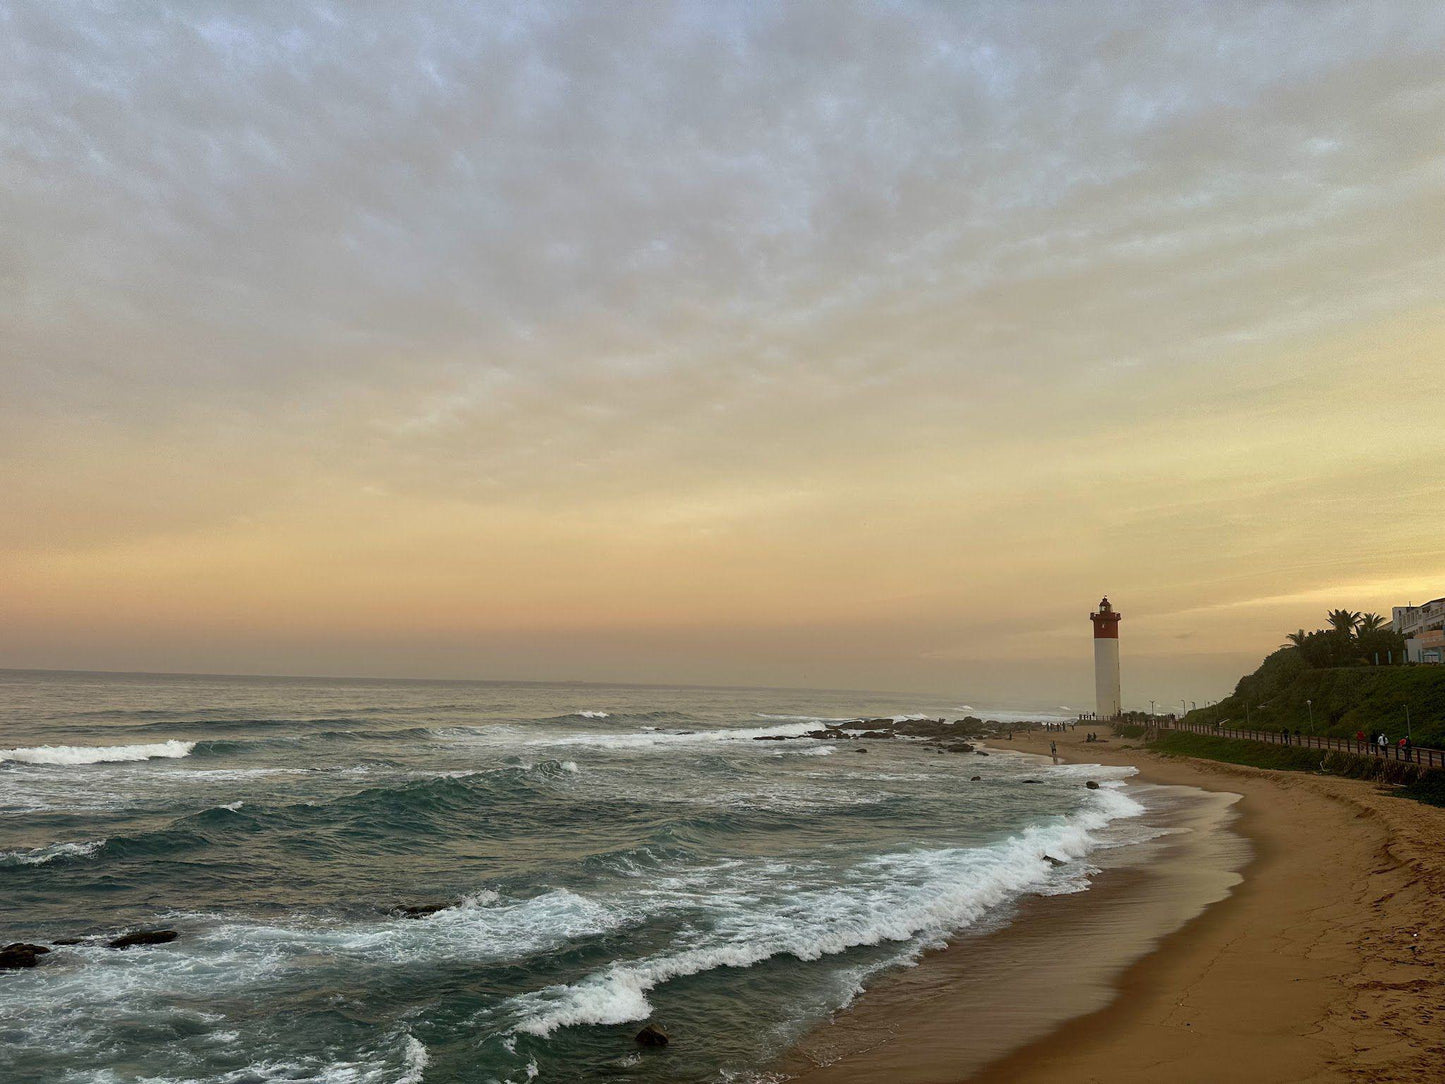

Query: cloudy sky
<box><xmin>3</xmin><ymin>1</ymin><xmax>1442</xmax><ymax>704</ymax></box>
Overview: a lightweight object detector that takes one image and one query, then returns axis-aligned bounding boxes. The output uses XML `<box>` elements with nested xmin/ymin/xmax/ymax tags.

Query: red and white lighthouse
<box><xmin>1091</xmin><ymin>597</ymin><xmax>1122</xmax><ymax>720</ymax></box>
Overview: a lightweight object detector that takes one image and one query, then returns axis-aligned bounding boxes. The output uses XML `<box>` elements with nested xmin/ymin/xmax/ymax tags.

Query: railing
<box><xmin>1148</xmin><ymin>718</ymin><xmax>1445</xmax><ymax>771</ymax></box>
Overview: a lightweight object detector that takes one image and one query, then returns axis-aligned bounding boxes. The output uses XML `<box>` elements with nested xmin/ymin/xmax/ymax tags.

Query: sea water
<box><xmin>0</xmin><ymin>670</ymin><xmax>1148</xmax><ymax>1083</ymax></box>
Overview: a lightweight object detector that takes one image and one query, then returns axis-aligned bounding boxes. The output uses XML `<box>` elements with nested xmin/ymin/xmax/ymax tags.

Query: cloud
<box><xmin>2</xmin><ymin>1</ymin><xmax>1443</xmax><ymax>692</ymax></box>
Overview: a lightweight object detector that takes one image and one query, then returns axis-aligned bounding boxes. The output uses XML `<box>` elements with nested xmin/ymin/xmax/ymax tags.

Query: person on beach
<box><xmin>1050</xmin><ymin>740</ymin><xmax>1058</xmax><ymax>760</ymax></box>
<box><xmin>1281</xmin><ymin>726</ymin><xmax>1290</xmax><ymax>745</ymax></box>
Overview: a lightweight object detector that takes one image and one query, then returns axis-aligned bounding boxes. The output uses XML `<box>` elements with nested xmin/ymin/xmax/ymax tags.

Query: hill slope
<box><xmin>1186</xmin><ymin>649</ymin><xmax>1445</xmax><ymax>746</ymax></box>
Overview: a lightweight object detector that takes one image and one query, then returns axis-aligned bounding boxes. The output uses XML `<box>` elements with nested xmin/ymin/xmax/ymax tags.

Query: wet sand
<box><xmin>782</xmin><ymin>727</ymin><xmax>1445</xmax><ymax>1083</ymax></box>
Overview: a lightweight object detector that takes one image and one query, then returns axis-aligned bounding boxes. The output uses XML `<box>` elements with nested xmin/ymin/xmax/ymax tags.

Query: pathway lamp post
<box><xmin>1306</xmin><ymin>699</ymin><xmax>1313</xmax><ymax>741</ymax></box>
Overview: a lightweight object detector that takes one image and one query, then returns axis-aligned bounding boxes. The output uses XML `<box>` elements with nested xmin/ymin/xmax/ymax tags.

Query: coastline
<box><xmin>781</xmin><ymin>727</ymin><xmax>1445</xmax><ymax>1083</ymax></box>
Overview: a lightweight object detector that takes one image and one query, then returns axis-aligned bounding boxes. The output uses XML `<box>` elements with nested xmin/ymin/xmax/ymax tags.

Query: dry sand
<box><xmin>783</xmin><ymin>726</ymin><xmax>1445</xmax><ymax>1083</ymax></box>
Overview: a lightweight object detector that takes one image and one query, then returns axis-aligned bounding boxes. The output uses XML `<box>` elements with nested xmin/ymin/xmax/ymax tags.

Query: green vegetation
<box><xmin>1281</xmin><ymin>609</ymin><xmax>1405</xmax><ymax>669</ymax></box>
<box><xmin>1181</xmin><ymin>610</ymin><xmax>1445</xmax><ymax>745</ymax></box>
<box><xmin>1113</xmin><ymin>727</ymin><xmax>1444</xmax><ymax>804</ymax></box>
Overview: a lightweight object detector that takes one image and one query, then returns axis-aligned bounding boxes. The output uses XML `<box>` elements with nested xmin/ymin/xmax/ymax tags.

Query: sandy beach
<box><xmin>784</xmin><ymin>726</ymin><xmax>1445</xmax><ymax>1083</ymax></box>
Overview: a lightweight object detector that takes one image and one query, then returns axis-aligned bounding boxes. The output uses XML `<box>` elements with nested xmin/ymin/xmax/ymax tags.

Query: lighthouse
<box><xmin>1091</xmin><ymin>597</ymin><xmax>1122</xmax><ymax>720</ymax></box>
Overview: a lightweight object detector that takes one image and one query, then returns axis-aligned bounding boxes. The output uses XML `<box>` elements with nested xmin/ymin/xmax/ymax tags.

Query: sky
<box><xmin>2</xmin><ymin>1</ymin><xmax>1443</xmax><ymax>706</ymax></box>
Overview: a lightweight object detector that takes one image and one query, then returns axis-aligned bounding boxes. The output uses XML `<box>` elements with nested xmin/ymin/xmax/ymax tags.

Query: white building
<box><xmin>1392</xmin><ymin>597</ymin><xmax>1445</xmax><ymax>664</ymax></box>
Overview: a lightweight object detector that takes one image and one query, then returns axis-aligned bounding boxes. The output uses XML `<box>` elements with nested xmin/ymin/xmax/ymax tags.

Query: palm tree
<box><xmin>1283</xmin><ymin>629</ymin><xmax>1308</xmax><ymax>649</ymax></box>
<box><xmin>1357</xmin><ymin>613</ymin><xmax>1386</xmax><ymax>635</ymax></box>
<box><xmin>1326</xmin><ymin>609</ymin><xmax>1362</xmax><ymax>637</ymax></box>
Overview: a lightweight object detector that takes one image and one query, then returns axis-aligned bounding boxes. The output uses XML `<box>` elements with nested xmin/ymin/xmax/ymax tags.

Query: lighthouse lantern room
<box><xmin>1091</xmin><ymin>597</ymin><xmax>1122</xmax><ymax>720</ymax></box>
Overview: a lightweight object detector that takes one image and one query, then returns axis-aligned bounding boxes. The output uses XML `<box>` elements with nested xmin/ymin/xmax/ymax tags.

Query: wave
<box><xmin>510</xmin><ymin>786</ymin><xmax>1144</xmax><ymax>1036</ymax></box>
<box><xmin>0</xmin><ymin>740</ymin><xmax>196</xmax><ymax>765</ymax></box>
<box><xmin>528</xmin><ymin>720</ymin><xmax>821</xmax><ymax>750</ymax></box>
<box><xmin>0</xmin><ymin>839</ymin><xmax>106</xmax><ymax>867</ymax></box>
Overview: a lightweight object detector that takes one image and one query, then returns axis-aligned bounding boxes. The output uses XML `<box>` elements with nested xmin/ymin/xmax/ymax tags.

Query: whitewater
<box><xmin>1</xmin><ymin>670</ymin><xmax>1151</xmax><ymax>1083</ymax></box>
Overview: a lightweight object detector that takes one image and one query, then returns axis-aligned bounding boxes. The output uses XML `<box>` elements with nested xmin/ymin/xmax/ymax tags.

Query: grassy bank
<box><xmin>1114</xmin><ymin>725</ymin><xmax>1445</xmax><ymax>805</ymax></box>
<box><xmin>1183</xmin><ymin>648</ymin><xmax>1445</xmax><ymax>745</ymax></box>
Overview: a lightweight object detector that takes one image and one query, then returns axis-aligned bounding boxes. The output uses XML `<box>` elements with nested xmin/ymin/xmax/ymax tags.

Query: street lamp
<box><xmin>1306</xmin><ymin>699</ymin><xmax>1313</xmax><ymax>742</ymax></box>
<box><xmin>1404</xmin><ymin>704</ymin><xmax>1411</xmax><ymax>741</ymax></box>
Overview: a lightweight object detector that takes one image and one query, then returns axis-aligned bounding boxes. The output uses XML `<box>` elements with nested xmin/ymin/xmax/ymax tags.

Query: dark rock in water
<box><xmin>51</xmin><ymin>938</ymin><xmax>85</xmax><ymax>946</ymax></box>
<box><xmin>854</xmin><ymin>748</ymin><xmax>867</xmax><ymax>753</ymax></box>
<box><xmin>1022</xmin><ymin>779</ymin><xmax>1041</xmax><ymax>784</ymax></box>
<box><xmin>1043</xmin><ymin>855</ymin><xmax>1067</xmax><ymax>867</ymax></box>
<box><xmin>838</xmin><ymin>718</ymin><xmax>890</xmax><ymax>731</ymax></box>
<box><xmin>806</xmin><ymin>728</ymin><xmax>851</xmax><ymax>740</ymax></box>
<box><xmin>1</xmin><ymin>943</ymin><xmax>51</xmax><ymax>970</ymax></box>
<box><xmin>0</xmin><ymin>945</ymin><xmax>44</xmax><ymax>969</ymax></box>
<box><xmin>1086</xmin><ymin>780</ymin><xmax>1101</xmax><ymax>789</ymax></box>
<box><xmin>857</xmin><ymin>730</ymin><xmax>893</xmax><ymax>740</ymax></box>
<box><xmin>975</xmin><ymin>751</ymin><xmax>989</xmax><ymax>756</ymax></box>
<box><xmin>106</xmin><ymin>929</ymin><xmax>179</xmax><ymax>949</ymax></box>
<box><xmin>394</xmin><ymin>904</ymin><xmax>449</xmax><ymax>919</ymax></box>
<box><xmin>892</xmin><ymin>718</ymin><xmax>961</xmax><ymax>739</ymax></box>
<box><xmin>970</xmin><ymin>775</ymin><xmax>982</xmax><ymax>781</ymax></box>
<box><xmin>635</xmin><ymin>1023</ymin><xmax>669</xmax><ymax>1047</ymax></box>
<box><xmin>752</xmin><ymin>734</ymin><xmax>790</xmax><ymax>741</ymax></box>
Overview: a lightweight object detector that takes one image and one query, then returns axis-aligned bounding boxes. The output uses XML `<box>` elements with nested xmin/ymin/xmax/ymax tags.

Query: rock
<box><xmin>840</xmin><ymin>718</ymin><xmax>893</xmax><ymax>730</ymax></box>
<box><xmin>51</xmin><ymin>938</ymin><xmax>86</xmax><ymax>946</ymax></box>
<box><xmin>393</xmin><ymin>904</ymin><xmax>449</xmax><ymax>919</ymax></box>
<box><xmin>971</xmin><ymin>775</ymin><xmax>982</xmax><ymax>781</ymax></box>
<box><xmin>106</xmin><ymin>929</ymin><xmax>179</xmax><ymax>949</ymax></box>
<box><xmin>854</xmin><ymin>748</ymin><xmax>867</xmax><ymax>754</ymax></box>
<box><xmin>1086</xmin><ymin>780</ymin><xmax>1101</xmax><ymax>789</ymax></box>
<box><xmin>1043</xmin><ymin>855</ymin><xmax>1066</xmax><ymax>867</ymax></box>
<box><xmin>857</xmin><ymin>730</ymin><xmax>893</xmax><ymax>740</ymax></box>
<box><xmin>1022</xmin><ymin>779</ymin><xmax>1041</xmax><ymax>784</ymax></box>
<box><xmin>975</xmin><ymin>751</ymin><xmax>989</xmax><ymax>756</ymax></box>
<box><xmin>0</xmin><ymin>944</ymin><xmax>44</xmax><ymax>969</ymax></box>
<box><xmin>806</xmin><ymin>729</ymin><xmax>851</xmax><ymax>740</ymax></box>
<box><xmin>1</xmin><ymin>943</ymin><xmax>51</xmax><ymax>970</ymax></box>
<box><xmin>635</xmin><ymin>1023</ymin><xmax>669</xmax><ymax>1047</ymax></box>
<box><xmin>752</xmin><ymin>734</ymin><xmax>790</xmax><ymax>741</ymax></box>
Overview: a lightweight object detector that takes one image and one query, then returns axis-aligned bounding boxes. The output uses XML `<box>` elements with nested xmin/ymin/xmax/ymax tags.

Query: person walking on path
<box><xmin>1050</xmin><ymin>740</ymin><xmax>1058</xmax><ymax>761</ymax></box>
<box><xmin>1281</xmin><ymin>726</ymin><xmax>1290</xmax><ymax>746</ymax></box>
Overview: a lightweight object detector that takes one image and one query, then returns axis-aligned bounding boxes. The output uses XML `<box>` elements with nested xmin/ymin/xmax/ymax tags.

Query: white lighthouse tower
<box><xmin>1091</xmin><ymin>597</ymin><xmax>1122</xmax><ymax>720</ymax></box>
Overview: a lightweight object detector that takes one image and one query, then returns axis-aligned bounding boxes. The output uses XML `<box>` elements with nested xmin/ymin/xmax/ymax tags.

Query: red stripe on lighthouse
<box><xmin>1091</xmin><ymin>598</ymin><xmax>1121</xmax><ymax>638</ymax></box>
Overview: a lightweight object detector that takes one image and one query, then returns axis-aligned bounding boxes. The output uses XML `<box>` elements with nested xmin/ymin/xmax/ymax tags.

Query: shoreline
<box><xmin>781</xmin><ymin>727</ymin><xmax>1445</xmax><ymax>1083</ymax></box>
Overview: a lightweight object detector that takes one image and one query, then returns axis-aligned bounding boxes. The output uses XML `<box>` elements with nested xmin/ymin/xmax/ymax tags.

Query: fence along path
<box><xmin>1142</xmin><ymin>717</ymin><xmax>1445</xmax><ymax>771</ymax></box>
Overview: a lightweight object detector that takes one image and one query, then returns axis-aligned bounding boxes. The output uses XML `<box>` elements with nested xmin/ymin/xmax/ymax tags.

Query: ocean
<box><xmin>1</xmin><ymin>670</ymin><xmax>1154</xmax><ymax>1083</ymax></box>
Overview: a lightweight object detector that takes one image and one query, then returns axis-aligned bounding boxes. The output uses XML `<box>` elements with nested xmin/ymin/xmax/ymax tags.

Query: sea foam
<box><xmin>0</xmin><ymin>740</ymin><xmax>196</xmax><ymax>766</ymax></box>
<box><xmin>511</xmin><ymin>785</ymin><xmax>1143</xmax><ymax>1036</ymax></box>
<box><xmin>0</xmin><ymin>839</ymin><xmax>106</xmax><ymax>867</ymax></box>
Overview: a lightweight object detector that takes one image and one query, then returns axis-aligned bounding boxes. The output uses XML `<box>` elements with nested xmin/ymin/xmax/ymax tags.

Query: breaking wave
<box><xmin>512</xmin><ymin>786</ymin><xmax>1143</xmax><ymax>1036</ymax></box>
<box><xmin>0</xmin><ymin>740</ymin><xmax>196</xmax><ymax>766</ymax></box>
<box><xmin>0</xmin><ymin>840</ymin><xmax>106</xmax><ymax>867</ymax></box>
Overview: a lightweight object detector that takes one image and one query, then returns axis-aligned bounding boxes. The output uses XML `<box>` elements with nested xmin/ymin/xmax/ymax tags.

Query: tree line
<box><xmin>1282</xmin><ymin>609</ymin><xmax>1407</xmax><ymax>669</ymax></box>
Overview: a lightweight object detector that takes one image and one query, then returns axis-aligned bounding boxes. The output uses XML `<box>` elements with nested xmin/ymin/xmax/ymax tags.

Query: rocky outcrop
<box><xmin>635</xmin><ymin>1023</ymin><xmax>669</xmax><ymax>1047</ymax></box>
<box><xmin>1086</xmin><ymin>780</ymin><xmax>1101</xmax><ymax>789</ymax></box>
<box><xmin>393</xmin><ymin>904</ymin><xmax>449</xmax><ymax>919</ymax></box>
<box><xmin>106</xmin><ymin>929</ymin><xmax>179</xmax><ymax>949</ymax></box>
<box><xmin>0</xmin><ymin>943</ymin><xmax>50</xmax><ymax>969</ymax></box>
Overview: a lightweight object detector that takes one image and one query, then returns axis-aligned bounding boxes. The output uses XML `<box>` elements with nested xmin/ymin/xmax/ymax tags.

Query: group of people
<box><xmin>1354</xmin><ymin>729</ymin><xmax>1411</xmax><ymax>754</ymax></box>
<box><xmin>1084</xmin><ymin>731</ymin><xmax>1102</xmax><ymax>742</ymax></box>
<box><xmin>1277</xmin><ymin>725</ymin><xmax>1415</xmax><ymax>757</ymax></box>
